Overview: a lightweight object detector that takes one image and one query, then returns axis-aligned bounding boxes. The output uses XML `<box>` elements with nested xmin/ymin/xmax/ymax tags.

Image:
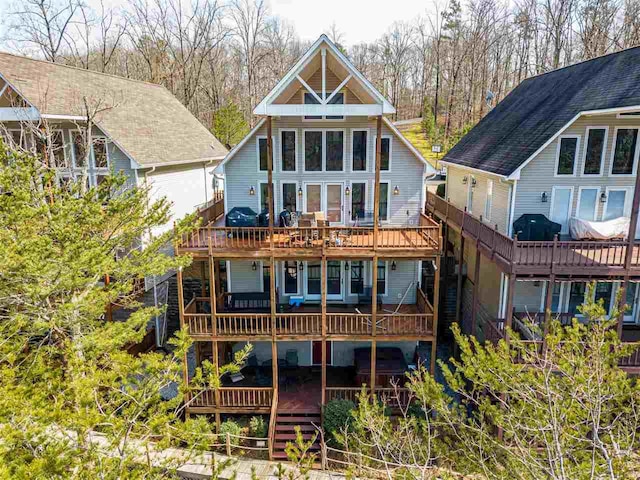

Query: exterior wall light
<box><xmin>462</xmin><ymin>175</ymin><xmax>468</xmax><ymax>185</ymax></box>
<box><xmin>297</xmin><ymin>187</ymin><xmax>303</xmax><ymax>197</ymax></box>
<box><xmin>249</xmin><ymin>185</ymin><xmax>255</xmax><ymax>196</ymax></box>
<box><xmin>391</xmin><ymin>261</ymin><xmax>397</xmax><ymax>271</ymax></box>
<box><xmin>299</xmin><ymin>262</ymin><xmax>304</xmax><ymax>271</ymax></box>
<box><xmin>345</xmin><ymin>186</ymin><xmax>350</xmax><ymax>196</ymax></box>
<box><xmin>393</xmin><ymin>185</ymin><xmax>400</xmax><ymax>195</ymax></box>
<box><xmin>471</xmin><ymin>177</ymin><xmax>477</xmax><ymax>187</ymax></box>
<box><xmin>541</xmin><ymin>192</ymin><xmax>548</xmax><ymax>203</ymax></box>
<box><xmin>600</xmin><ymin>191</ymin><xmax>607</xmax><ymax>203</ymax></box>
<box><xmin>345</xmin><ymin>262</ymin><xmax>350</xmax><ymax>271</ymax></box>
<box><xmin>252</xmin><ymin>261</ymin><xmax>257</xmax><ymax>271</ymax></box>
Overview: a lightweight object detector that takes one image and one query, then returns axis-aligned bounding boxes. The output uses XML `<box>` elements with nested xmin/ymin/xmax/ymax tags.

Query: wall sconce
<box><xmin>393</xmin><ymin>185</ymin><xmax>400</xmax><ymax>196</ymax></box>
<box><xmin>298</xmin><ymin>262</ymin><xmax>304</xmax><ymax>271</ymax></box>
<box><xmin>297</xmin><ymin>187</ymin><xmax>303</xmax><ymax>197</ymax></box>
<box><xmin>541</xmin><ymin>191</ymin><xmax>548</xmax><ymax>203</ymax></box>
<box><xmin>344</xmin><ymin>262</ymin><xmax>350</xmax><ymax>271</ymax></box>
<box><xmin>462</xmin><ymin>175</ymin><xmax>468</xmax><ymax>185</ymax></box>
<box><xmin>249</xmin><ymin>185</ymin><xmax>255</xmax><ymax>196</ymax></box>
<box><xmin>345</xmin><ymin>185</ymin><xmax>350</xmax><ymax>196</ymax></box>
<box><xmin>252</xmin><ymin>261</ymin><xmax>257</xmax><ymax>271</ymax></box>
<box><xmin>471</xmin><ymin>177</ymin><xmax>477</xmax><ymax>188</ymax></box>
<box><xmin>600</xmin><ymin>191</ymin><xmax>607</xmax><ymax>203</ymax></box>
<box><xmin>391</xmin><ymin>261</ymin><xmax>397</xmax><ymax>271</ymax></box>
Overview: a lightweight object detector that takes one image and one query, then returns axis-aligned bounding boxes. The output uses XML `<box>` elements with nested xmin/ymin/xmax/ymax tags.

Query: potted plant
<box><xmin>250</xmin><ymin>416</ymin><xmax>267</xmax><ymax>447</ymax></box>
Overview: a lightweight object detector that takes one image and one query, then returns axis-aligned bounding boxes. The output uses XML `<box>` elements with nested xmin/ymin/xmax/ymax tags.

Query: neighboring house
<box><xmin>0</xmin><ymin>52</ymin><xmax>227</xmax><ymax>239</ymax></box>
<box><xmin>425</xmin><ymin>47</ymin><xmax>640</xmax><ymax>371</ymax></box>
<box><xmin>174</xmin><ymin>35</ymin><xmax>441</xmax><ymax>459</ymax></box>
<box><xmin>0</xmin><ymin>52</ymin><xmax>228</xmax><ymax>346</ymax></box>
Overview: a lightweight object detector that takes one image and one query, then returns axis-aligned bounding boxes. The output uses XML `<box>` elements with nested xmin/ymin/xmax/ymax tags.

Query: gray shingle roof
<box><xmin>442</xmin><ymin>47</ymin><xmax>640</xmax><ymax>177</ymax></box>
<box><xmin>0</xmin><ymin>52</ymin><xmax>227</xmax><ymax>167</ymax></box>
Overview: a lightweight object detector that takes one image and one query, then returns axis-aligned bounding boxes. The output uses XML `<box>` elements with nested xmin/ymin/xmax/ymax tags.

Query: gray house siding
<box><xmin>224</xmin><ymin>117</ymin><xmax>426</xmax><ymax>226</ymax></box>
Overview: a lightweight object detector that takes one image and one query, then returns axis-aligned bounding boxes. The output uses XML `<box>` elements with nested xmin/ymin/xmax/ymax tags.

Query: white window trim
<box><xmin>301</xmin><ymin>89</ymin><xmax>347</xmax><ymax>122</ymax></box>
<box><xmin>257</xmin><ymin>181</ymin><xmax>276</xmax><ymax>214</ymax></box>
<box><xmin>324</xmin><ymin>181</ymin><xmax>345</xmax><ymax>224</ymax></box>
<box><xmin>539</xmin><ymin>281</ymin><xmax>567</xmax><ymax>313</ymax></box>
<box><xmin>603</xmin><ymin>186</ymin><xmax>633</xmax><ymax>221</ymax></box>
<box><xmin>69</xmin><ymin>131</ymin><xmax>111</xmax><ymax>185</ymax></box>
<box><xmin>349</xmin><ymin>181</ymin><xmax>368</xmax><ymax>222</ymax></box>
<box><xmin>373</xmin><ymin>134</ymin><xmax>392</xmax><ymax>172</ymax></box>
<box><xmin>280</xmin><ymin>180</ymin><xmax>300</xmax><ymax>213</ymax></box>
<box><xmin>549</xmin><ymin>186</ymin><xmax>574</xmax><ymax>234</ymax></box>
<box><xmin>575</xmin><ymin>186</ymin><xmax>599</xmax><ymax>222</ymax></box>
<box><xmin>278</xmin><ymin>129</ymin><xmax>297</xmax><ymax>173</ymax></box>
<box><xmin>483</xmin><ymin>179</ymin><xmax>493</xmax><ymax>223</ymax></box>
<box><xmin>616</xmin><ymin>112</ymin><xmax>640</xmax><ymax>118</ymax></box>
<box><xmin>281</xmin><ymin>260</ymin><xmax>300</xmax><ymax>296</ymax></box>
<box><xmin>580</xmin><ymin>126</ymin><xmax>608</xmax><ymax>177</ymax></box>
<box><xmin>554</xmin><ymin>134</ymin><xmax>580</xmax><ymax>177</ymax></box>
<box><xmin>466</xmin><ymin>176</ymin><xmax>475</xmax><ymax>214</ymax></box>
<box><xmin>372</xmin><ymin>260</ymin><xmax>389</xmax><ymax>296</ymax></box>
<box><xmin>256</xmin><ymin>135</ymin><xmax>275</xmax><ymax>173</ymax></box>
<box><xmin>325</xmin><ymin>128</ymin><xmax>346</xmax><ymax>173</ymax></box>
<box><xmin>608</xmin><ymin>126</ymin><xmax>640</xmax><ymax>177</ymax></box>
<box><xmin>378</xmin><ymin>181</ymin><xmax>391</xmax><ymax>223</ymax></box>
<box><xmin>350</xmin><ymin>128</ymin><xmax>369</xmax><ymax>173</ymax></box>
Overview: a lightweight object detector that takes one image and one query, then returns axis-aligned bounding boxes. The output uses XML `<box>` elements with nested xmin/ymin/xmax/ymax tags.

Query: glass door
<box><xmin>550</xmin><ymin>187</ymin><xmax>573</xmax><ymax>234</ymax></box>
<box><xmin>305</xmin><ymin>183</ymin><xmax>322</xmax><ymax>213</ymax></box>
<box><xmin>326</xmin><ymin>183</ymin><xmax>343</xmax><ymax>224</ymax></box>
<box><xmin>620</xmin><ymin>282</ymin><xmax>640</xmax><ymax>324</ymax></box>
<box><xmin>304</xmin><ymin>261</ymin><xmax>343</xmax><ymax>301</ymax></box>
<box><xmin>326</xmin><ymin>260</ymin><xmax>342</xmax><ymax>300</ymax></box>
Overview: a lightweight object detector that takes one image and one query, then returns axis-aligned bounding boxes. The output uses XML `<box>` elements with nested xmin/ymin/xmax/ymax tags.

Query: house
<box><xmin>0</xmin><ymin>51</ymin><xmax>227</xmax><ymax>238</ymax></box>
<box><xmin>425</xmin><ymin>47</ymin><xmax>640</xmax><ymax>371</ymax></box>
<box><xmin>0</xmin><ymin>52</ymin><xmax>228</xmax><ymax>345</ymax></box>
<box><xmin>174</xmin><ymin>35</ymin><xmax>441</xmax><ymax>459</ymax></box>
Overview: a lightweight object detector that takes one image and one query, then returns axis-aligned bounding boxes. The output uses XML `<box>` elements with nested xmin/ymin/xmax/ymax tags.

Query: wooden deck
<box><xmin>426</xmin><ymin>191</ymin><xmax>640</xmax><ymax>277</ymax></box>
<box><xmin>176</xmin><ymin>214</ymin><xmax>441</xmax><ymax>259</ymax></box>
<box><xmin>183</xmin><ymin>288</ymin><xmax>435</xmax><ymax>340</ymax></box>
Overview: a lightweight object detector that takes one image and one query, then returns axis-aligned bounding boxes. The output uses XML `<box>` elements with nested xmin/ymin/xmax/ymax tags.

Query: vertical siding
<box><xmin>225</xmin><ymin>117</ymin><xmax>426</xmax><ymax>225</ymax></box>
<box><xmin>280</xmin><ymin>67</ymin><xmax>363</xmax><ymax>105</ymax></box>
<box><xmin>515</xmin><ymin>113</ymin><xmax>640</xmax><ymax>223</ymax></box>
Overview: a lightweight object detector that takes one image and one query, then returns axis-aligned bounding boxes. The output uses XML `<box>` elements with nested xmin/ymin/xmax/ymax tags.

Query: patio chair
<box><xmin>285</xmin><ymin>349</ymin><xmax>299</xmax><ymax>368</ymax></box>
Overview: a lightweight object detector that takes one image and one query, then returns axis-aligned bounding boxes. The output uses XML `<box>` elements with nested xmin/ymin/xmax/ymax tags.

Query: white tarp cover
<box><xmin>569</xmin><ymin>216</ymin><xmax>630</xmax><ymax>240</ymax></box>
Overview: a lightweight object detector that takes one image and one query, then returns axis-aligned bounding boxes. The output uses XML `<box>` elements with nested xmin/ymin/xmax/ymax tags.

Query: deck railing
<box><xmin>325</xmin><ymin>386</ymin><xmax>413</xmax><ymax>407</ymax></box>
<box><xmin>196</xmin><ymin>191</ymin><xmax>224</xmax><ymax>225</ymax></box>
<box><xmin>377</xmin><ymin>313</ymin><xmax>434</xmax><ymax>336</ymax></box>
<box><xmin>216</xmin><ymin>313</ymin><xmax>272</xmax><ymax>336</ymax></box>
<box><xmin>189</xmin><ymin>387</ymin><xmax>274</xmax><ymax>409</ymax></box>
<box><xmin>177</xmin><ymin>219</ymin><xmax>441</xmax><ymax>253</ymax></box>
<box><xmin>275</xmin><ymin>313</ymin><xmax>322</xmax><ymax>336</ymax></box>
<box><xmin>327</xmin><ymin>313</ymin><xmax>373</xmax><ymax>335</ymax></box>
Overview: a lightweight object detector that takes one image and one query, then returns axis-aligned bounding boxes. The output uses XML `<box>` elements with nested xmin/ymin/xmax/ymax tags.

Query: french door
<box><xmin>304</xmin><ymin>261</ymin><xmax>343</xmax><ymax>301</ymax></box>
<box><xmin>326</xmin><ymin>183</ymin><xmax>343</xmax><ymax>223</ymax></box>
<box><xmin>311</xmin><ymin>341</ymin><xmax>333</xmax><ymax>365</ymax></box>
<box><xmin>303</xmin><ymin>182</ymin><xmax>344</xmax><ymax>225</ymax></box>
<box><xmin>550</xmin><ymin>186</ymin><xmax>573</xmax><ymax>234</ymax></box>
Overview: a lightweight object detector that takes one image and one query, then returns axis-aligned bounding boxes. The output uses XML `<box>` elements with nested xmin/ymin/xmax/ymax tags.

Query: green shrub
<box><xmin>249</xmin><ymin>415</ymin><xmax>267</xmax><ymax>438</ymax></box>
<box><xmin>323</xmin><ymin>399</ymin><xmax>355</xmax><ymax>446</ymax></box>
<box><xmin>219</xmin><ymin>419</ymin><xmax>243</xmax><ymax>447</ymax></box>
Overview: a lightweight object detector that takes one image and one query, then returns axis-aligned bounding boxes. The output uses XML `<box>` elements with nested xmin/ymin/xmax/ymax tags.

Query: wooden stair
<box><xmin>272</xmin><ymin>412</ymin><xmax>321</xmax><ymax>461</ymax></box>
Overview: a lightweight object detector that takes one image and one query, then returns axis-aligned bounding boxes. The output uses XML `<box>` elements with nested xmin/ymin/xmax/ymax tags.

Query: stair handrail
<box><xmin>268</xmin><ymin>385</ymin><xmax>278</xmax><ymax>460</ymax></box>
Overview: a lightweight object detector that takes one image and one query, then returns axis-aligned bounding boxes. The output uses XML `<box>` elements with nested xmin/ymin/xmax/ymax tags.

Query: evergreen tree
<box><xmin>212</xmin><ymin>103</ymin><xmax>249</xmax><ymax>148</ymax></box>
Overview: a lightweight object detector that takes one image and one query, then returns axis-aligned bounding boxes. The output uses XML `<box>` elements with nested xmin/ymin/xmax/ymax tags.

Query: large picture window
<box><xmin>376</xmin><ymin>261</ymin><xmax>387</xmax><ymax>295</ymax></box>
<box><xmin>281</xmin><ymin>130</ymin><xmax>296</xmax><ymax>171</ymax></box>
<box><xmin>556</xmin><ymin>136</ymin><xmax>578</xmax><ymax>175</ymax></box>
<box><xmin>326</xmin><ymin>130</ymin><xmax>344</xmax><ymax>171</ymax></box>
<box><xmin>282</xmin><ymin>183</ymin><xmax>297</xmax><ymax>212</ymax></box>
<box><xmin>352</xmin><ymin>130</ymin><xmax>367</xmax><ymax>171</ymax></box>
<box><xmin>611</xmin><ymin>128</ymin><xmax>638</xmax><ymax>175</ymax></box>
<box><xmin>304</xmin><ymin>131</ymin><xmax>323</xmax><ymax>171</ymax></box>
<box><xmin>379</xmin><ymin>183</ymin><xmax>389</xmax><ymax>221</ymax></box>
<box><xmin>583</xmin><ymin>128</ymin><xmax>606</xmax><ymax>175</ymax></box>
<box><xmin>380</xmin><ymin>137</ymin><xmax>390</xmax><ymax>170</ymax></box>
<box><xmin>351</xmin><ymin>183</ymin><xmax>366</xmax><ymax>221</ymax></box>
<box><xmin>257</xmin><ymin>137</ymin><xmax>273</xmax><ymax>171</ymax></box>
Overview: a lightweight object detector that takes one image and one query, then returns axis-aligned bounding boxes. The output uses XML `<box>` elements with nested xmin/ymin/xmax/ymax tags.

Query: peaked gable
<box><xmin>254</xmin><ymin>35</ymin><xmax>395</xmax><ymax>116</ymax></box>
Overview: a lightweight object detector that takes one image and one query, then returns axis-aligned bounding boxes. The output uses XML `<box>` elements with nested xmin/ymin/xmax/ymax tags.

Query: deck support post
<box><xmin>177</xmin><ymin>267</ymin><xmax>189</xmax><ymax>419</ymax></box>
<box><xmin>209</xmin><ymin>257</ymin><xmax>217</xmax><ymax>334</ymax></box>
<box><xmin>542</xmin><ymin>274</ymin><xmax>555</xmax><ymax>350</ymax></box>
<box><xmin>213</xmin><ymin>339</ymin><xmax>221</xmax><ymax>429</ymax></box>
<box><xmin>200</xmin><ymin>261</ymin><xmax>207</xmax><ymax>297</ymax></box>
<box><xmin>266</xmin><ymin>116</ymin><xmax>275</xmax><ymax>246</ymax></box>
<box><xmin>455</xmin><ymin>236</ymin><xmax>465</xmax><ymax>328</ymax></box>
<box><xmin>504</xmin><ymin>274</ymin><xmax>516</xmax><ymax>344</ymax></box>
<box><xmin>371</xmin><ymin>255</ymin><xmax>378</xmax><ymax>394</ymax></box>
<box><xmin>618</xmin><ymin>278</ymin><xmax>628</xmax><ymax>339</ymax></box>
<box><xmin>431</xmin><ymin>254</ymin><xmax>441</xmax><ymax>376</ymax></box>
<box><xmin>471</xmin><ymin>246</ymin><xmax>481</xmax><ymax>336</ymax></box>
<box><xmin>373</xmin><ymin>115</ymin><xmax>382</xmax><ymax>248</ymax></box>
<box><xmin>270</xmin><ymin>256</ymin><xmax>278</xmax><ymax>393</ymax></box>
<box><xmin>321</xmin><ymin>256</ymin><xmax>327</xmax><ymax>406</ymax></box>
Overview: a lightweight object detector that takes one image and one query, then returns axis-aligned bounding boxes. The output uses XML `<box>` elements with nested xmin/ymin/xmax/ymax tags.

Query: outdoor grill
<box><xmin>513</xmin><ymin>214</ymin><xmax>561</xmax><ymax>241</ymax></box>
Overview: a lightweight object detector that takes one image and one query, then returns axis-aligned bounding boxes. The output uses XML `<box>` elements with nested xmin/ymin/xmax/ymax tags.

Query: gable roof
<box><xmin>442</xmin><ymin>46</ymin><xmax>640</xmax><ymax>178</ymax></box>
<box><xmin>0</xmin><ymin>51</ymin><xmax>227</xmax><ymax>167</ymax></box>
<box><xmin>254</xmin><ymin>34</ymin><xmax>395</xmax><ymax>115</ymax></box>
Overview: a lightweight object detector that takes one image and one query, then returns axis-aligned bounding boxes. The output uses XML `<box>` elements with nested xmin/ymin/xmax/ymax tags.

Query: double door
<box><xmin>304</xmin><ymin>182</ymin><xmax>344</xmax><ymax>224</ymax></box>
<box><xmin>304</xmin><ymin>260</ymin><xmax>343</xmax><ymax>301</ymax></box>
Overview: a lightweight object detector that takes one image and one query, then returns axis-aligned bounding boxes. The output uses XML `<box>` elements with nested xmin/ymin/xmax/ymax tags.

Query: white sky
<box><xmin>268</xmin><ymin>0</ymin><xmax>433</xmax><ymax>44</ymax></box>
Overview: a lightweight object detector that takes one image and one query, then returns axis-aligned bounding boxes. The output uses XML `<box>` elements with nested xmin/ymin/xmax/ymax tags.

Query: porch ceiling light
<box><xmin>249</xmin><ymin>185</ymin><xmax>255</xmax><ymax>196</ymax></box>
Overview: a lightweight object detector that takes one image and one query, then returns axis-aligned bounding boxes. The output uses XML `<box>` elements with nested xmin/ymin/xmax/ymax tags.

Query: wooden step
<box><xmin>276</xmin><ymin>416</ymin><xmax>321</xmax><ymax>423</ymax></box>
<box><xmin>274</xmin><ymin>433</ymin><xmax>318</xmax><ymax>441</ymax></box>
<box><xmin>275</xmin><ymin>424</ymin><xmax>318</xmax><ymax>432</ymax></box>
<box><xmin>273</xmin><ymin>442</ymin><xmax>320</xmax><ymax>451</ymax></box>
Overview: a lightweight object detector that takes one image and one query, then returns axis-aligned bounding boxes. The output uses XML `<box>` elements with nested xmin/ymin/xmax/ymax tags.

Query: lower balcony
<box><xmin>481</xmin><ymin>312</ymin><xmax>640</xmax><ymax>373</ymax></box>
<box><xmin>183</xmin><ymin>288</ymin><xmax>434</xmax><ymax>340</ymax></box>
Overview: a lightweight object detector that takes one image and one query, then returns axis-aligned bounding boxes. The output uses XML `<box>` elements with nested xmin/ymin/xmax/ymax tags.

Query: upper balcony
<box><xmin>426</xmin><ymin>191</ymin><xmax>640</xmax><ymax>277</ymax></box>
<box><xmin>176</xmin><ymin>213</ymin><xmax>442</xmax><ymax>259</ymax></box>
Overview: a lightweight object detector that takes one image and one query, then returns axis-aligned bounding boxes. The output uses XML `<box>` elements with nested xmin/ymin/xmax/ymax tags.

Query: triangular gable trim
<box><xmin>254</xmin><ymin>34</ymin><xmax>395</xmax><ymax>115</ymax></box>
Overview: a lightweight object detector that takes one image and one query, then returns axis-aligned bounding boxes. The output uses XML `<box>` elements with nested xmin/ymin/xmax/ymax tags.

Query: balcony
<box><xmin>426</xmin><ymin>191</ymin><xmax>640</xmax><ymax>276</ymax></box>
<box><xmin>183</xmin><ymin>288</ymin><xmax>435</xmax><ymax>340</ymax></box>
<box><xmin>176</xmin><ymin>214</ymin><xmax>441</xmax><ymax>259</ymax></box>
<box><xmin>187</xmin><ymin>387</ymin><xmax>274</xmax><ymax>413</ymax></box>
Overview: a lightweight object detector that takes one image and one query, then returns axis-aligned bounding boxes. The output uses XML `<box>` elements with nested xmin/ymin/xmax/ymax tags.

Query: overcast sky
<box><xmin>0</xmin><ymin>0</ymin><xmax>435</xmax><ymax>51</ymax></box>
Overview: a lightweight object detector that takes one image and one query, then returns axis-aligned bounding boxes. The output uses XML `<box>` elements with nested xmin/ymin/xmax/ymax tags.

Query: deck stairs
<box><xmin>272</xmin><ymin>410</ymin><xmax>322</xmax><ymax>461</ymax></box>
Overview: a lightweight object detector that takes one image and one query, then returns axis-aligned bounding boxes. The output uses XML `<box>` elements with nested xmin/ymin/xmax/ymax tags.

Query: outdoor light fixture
<box><xmin>345</xmin><ymin>185</ymin><xmax>350</xmax><ymax>196</ymax></box>
<box><xmin>600</xmin><ymin>191</ymin><xmax>607</xmax><ymax>203</ymax></box>
<box><xmin>391</xmin><ymin>261</ymin><xmax>397</xmax><ymax>271</ymax></box>
<box><xmin>393</xmin><ymin>185</ymin><xmax>400</xmax><ymax>196</ymax></box>
<box><xmin>345</xmin><ymin>262</ymin><xmax>350</xmax><ymax>271</ymax></box>
<box><xmin>299</xmin><ymin>262</ymin><xmax>304</xmax><ymax>271</ymax></box>
<box><xmin>462</xmin><ymin>175</ymin><xmax>468</xmax><ymax>185</ymax></box>
<box><xmin>249</xmin><ymin>185</ymin><xmax>255</xmax><ymax>196</ymax></box>
<box><xmin>252</xmin><ymin>261</ymin><xmax>257</xmax><ymax>271</ymax></box>
<box><xmin>541</xmin><ymin>192</ymin><xmax>548</xmax><ymax>203</ymax></box>
<box><xmin>471</xmin><ymin>177</ymin><xmax>477</xmax><ymax>187</ymax></box>
<box><xmin>297</xmin><ymin>187</ymin><xmax>303</xmax><ymax>197</ymax></box>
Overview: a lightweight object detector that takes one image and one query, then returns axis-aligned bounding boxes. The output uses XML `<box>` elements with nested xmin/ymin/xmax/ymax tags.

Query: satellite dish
<box><xmin>486</xmin><ymin>90</ymin><xmax>495</xmax><ymax>107</ymax></box>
